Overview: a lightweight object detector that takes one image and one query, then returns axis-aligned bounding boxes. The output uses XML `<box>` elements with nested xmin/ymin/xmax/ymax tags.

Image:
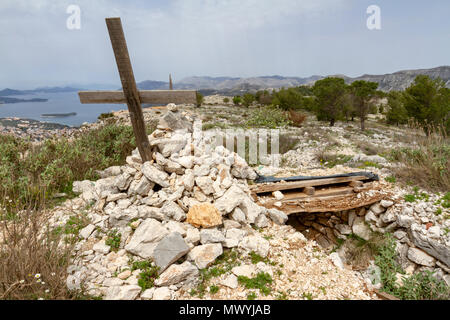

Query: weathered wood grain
<box><xmin>78</xmin><ymin>90</ymin><xmax>197</xmax><ymax>104</ymax></box>
<box><xmin>105</xmin><ymin>17</ymin><xmax>152</xmax><ymax>162</ymax></box>
<box><xmin>250</xmin><ymin>176</ymin><xmax>369</xmax><ymax>194</ymax></box>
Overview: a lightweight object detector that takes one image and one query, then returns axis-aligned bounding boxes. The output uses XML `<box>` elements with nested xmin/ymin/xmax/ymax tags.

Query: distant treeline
<box><xmin>228</xmin><ymin>75</ymin><xmax>450</xmax><ymax>133</ymax></box>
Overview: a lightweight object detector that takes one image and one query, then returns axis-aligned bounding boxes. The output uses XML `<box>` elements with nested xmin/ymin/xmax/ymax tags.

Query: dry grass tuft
<box><xmin>388</xmin><ymin>125</ymin><xmax>449</xmax><ymax>192</ymax></box>
<box><xmin>0</xmin><ymin>199</ymin><xmax>74</xmax><ymax>300</ymax></box>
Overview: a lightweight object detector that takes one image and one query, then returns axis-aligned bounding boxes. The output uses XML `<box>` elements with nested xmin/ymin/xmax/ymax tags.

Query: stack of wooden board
<box><xmin>251</xmin><ymin>173</ymin><xmax>387</xmax><ymax>214</ymax></box>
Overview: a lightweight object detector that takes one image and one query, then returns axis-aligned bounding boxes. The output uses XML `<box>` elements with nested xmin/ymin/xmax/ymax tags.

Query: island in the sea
<box><xmin>41</xmin><ymin>112</ymin><xmax>77</xmax><ymax>118</ymax></box>
<box><xmin>0</xmin><ymin>96</ymin><xmax>48</xmax><ymax>104</ymax></box>
<box><xmin>0</xmin><ymin>86</ymin><xmax>82</xmax><ymax>104</ymax></box>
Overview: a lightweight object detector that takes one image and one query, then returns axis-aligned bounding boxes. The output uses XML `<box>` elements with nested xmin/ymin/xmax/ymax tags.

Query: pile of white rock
<box><xmin>63</xmin><ymin>110</ymin><xmax>289</xmax><ymax>300</ymax></box>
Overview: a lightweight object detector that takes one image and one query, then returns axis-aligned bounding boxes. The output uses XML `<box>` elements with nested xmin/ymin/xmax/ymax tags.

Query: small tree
<box><xmin>312</xmin><ymin>77</ymin><xmax>347</xmax><ymax>126</ymax></box>
<box><xmin>223</xmin><ymin>97</ymin><xmax>230</xmax><ymax>103</ymax></box>
<box><xmin>196</xmin><ymin>92</ymin><xmax>204</xmax><ymax>107</ymax></box>
<box><xmin>403</xmin><ymin>75</ymin><xmax>449</xmax><ymax>133</ymax></box>
<box><xmin>242</xmin><ymin>93</ymin><xmax>255</xmax><ymax>107</ymax></box>
<box><xmin>233</xmin><ymin>95</ymin><xmax>242</xmax><ymax>105</ymax></box>
<box><xmin>271</xmin><ymin>87</ymin><xmax>304</xmax><ymax>110</ymax></box>
<box><xmin>341</xmin><ymin>88</ymin><xmax>356</xmax><ymax>122</ymax></box>
<box><xmin>349</xmin><ymin>80</ymin><xmax>379</xmax><ymax>130</ymax></box>
<box><xmin>256</xmin><ymin>90</ymin><xmax>272</xmax><ymax>105</ymax></box>
<box><xmin>386</xmin><ymin>91</ymin><xmax>408</xmax><ymax>126</ymax></box>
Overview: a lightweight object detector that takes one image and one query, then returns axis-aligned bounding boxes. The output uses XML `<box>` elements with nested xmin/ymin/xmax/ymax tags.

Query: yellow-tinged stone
<box><xmin>187</xmin><ymin>203</ymin><xmax>222</xmax><ymax>228</ymax></box>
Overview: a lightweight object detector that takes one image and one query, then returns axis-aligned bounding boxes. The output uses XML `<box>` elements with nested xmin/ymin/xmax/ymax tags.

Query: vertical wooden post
<box><xmin>169</xmin><ymin>74</ymin><xmax>173</xmax><ymax>90</ymax></box>
<box><xmin>105</xmin><ymin>17</ymin><xmax>152</xmax><ymax>162</ymax></box>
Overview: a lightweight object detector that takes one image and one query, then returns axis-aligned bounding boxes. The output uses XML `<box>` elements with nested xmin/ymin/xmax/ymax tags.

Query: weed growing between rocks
<box><xmin>190</xmin><ymin>249</ymin><xmax>240</xmax><ymax>298</ymax></box>
<box><xmin>237</xmin><ymin>272</ymin><xmax>273</xmax><ymax>296</ymax></box>
<box><xmin>130</xmin><ymin>260</ymin><xmax>159</xmax><ymax>290</ymax></box>
<box><xmin>374</xmin><ymin>233</ymin><xmax>450</xmax><ymax>300</ymax></box>
<box><xmin>105</xmin><ymin>229</ymin><xmax>121</xmax><ymax>252</ymax></box>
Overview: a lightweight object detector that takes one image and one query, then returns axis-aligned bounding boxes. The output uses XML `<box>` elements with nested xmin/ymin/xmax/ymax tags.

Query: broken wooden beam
<box><xmin>78</xmin><ymin>90</ymin><xmax>197</xmax><ymax>104</ymax></box>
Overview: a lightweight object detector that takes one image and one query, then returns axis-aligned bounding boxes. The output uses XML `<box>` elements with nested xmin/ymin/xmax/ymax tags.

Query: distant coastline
<box><xmin>0</xmin><ymin>97</ymin><xmax>48</xmax><ymax>104</ymax></box>
<box><xmin>0</xmin><ymin>86</ymin><xmax>82</xmax><ymax>104</ymax></box>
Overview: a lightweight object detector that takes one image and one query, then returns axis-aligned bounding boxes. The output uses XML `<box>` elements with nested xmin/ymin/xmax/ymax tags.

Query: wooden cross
<box><xmin>78</xmin><ymin>17</ymin><xmax>196</xmax><ymax>162</ymax></box>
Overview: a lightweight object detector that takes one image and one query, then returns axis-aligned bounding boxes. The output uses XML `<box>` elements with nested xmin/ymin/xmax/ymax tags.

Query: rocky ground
<box><xmin>3</xmin><ymin>99</ymin><xmax>449</xmax><ymax>300</ymax></box>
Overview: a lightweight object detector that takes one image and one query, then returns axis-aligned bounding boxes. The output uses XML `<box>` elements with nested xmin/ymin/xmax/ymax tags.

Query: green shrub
<box><xmin>247</xmin><ymin>292</ymin><xmax>257</xmax><ymax>300</ymax></box>
<box><xmin>374</xmin><ymin>233</ymin><xmax>450</xmax><ymax>300</ymax></box>
<box><xmin>242</xmin><ymin>93</ymin><xmax>255</xmax><ymax>107</ymax></box>
<box><xmin>105</xmin><ymin>229</ymin><xmax>121</xmax><ymax>252</ymax></box>
<box><xmin>233</xmin><ymin>95</ymin><xmax>242</xmax><ymax>105</ymax></box>
<box><xmin>98</xmin><ymin>112</ymin><xmax>114</xmax><ymax>120</ymax></box>
<box><xmin>245</xmin><ymin>106</ymin><xmax>291</xmax><ymax>129</ymax></box>
<box><xmin>0</xmin><ymin>124</ymin><xmax>138</xmax><ymax>210</ymax></box>
<box><xmin>196</xmin><ymin>92</ymin><xmax>204</xmax><ymax>107</ymax></box>
<box><xmin>209</xmin><ymin>285</ymin><xmax>219</xmax><ymax>294</ymax></box>
<box><xmin>131</xmin><ymin>260</ymin><xmax>159</xmax><ymax>290</ymax></box>
<box><xmin>271</xmin><ymin>87</ymin><xmax>312</xmax><ymax>110</ymax></box>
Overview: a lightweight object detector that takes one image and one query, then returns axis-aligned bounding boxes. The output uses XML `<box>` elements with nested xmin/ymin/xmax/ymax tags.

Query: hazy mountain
<box><xmin>135</xmin><ymin>66</ymin><xmax>450</xmax><ymax>94</ymax></box>
<box><xmin>137</xmin><ymin>80</ymin><xmax>169</xmax><ymax>90</ymax></box>
<box><xmin>348</xmin><ymin>66</ymin><xmax>450</xmax><ymax>91</ymax></box>
<box><xmin>0</xmin><ymin>86</ymin><xmax>83</xmax><ymax>96</ymax></box>
<box><xmin>0</xmin><ymin>88</ymin><xmax>32</xmax><ymax>96</ymax></box>
<box><xmin>33</xmin><ymin>86</ymin><xmax>83</xmax><ymax>93</ymax></box>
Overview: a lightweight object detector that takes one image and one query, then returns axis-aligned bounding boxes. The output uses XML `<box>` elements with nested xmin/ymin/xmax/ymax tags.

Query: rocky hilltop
<box><xmin>350</xmin><ymin>66</ymin><xmax>450</xmax><ymax>91</ymax></box>
<box><xmin>36</xmin><ymin>106</ymin><xmax>448</xmax><ymax>300</ymax></box>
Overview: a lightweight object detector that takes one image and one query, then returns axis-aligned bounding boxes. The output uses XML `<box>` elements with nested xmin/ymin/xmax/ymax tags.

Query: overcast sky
<box><xmin>0</xmin><ymin>0</ymin><xmax>449</xmax><ymax>89</ymax></box>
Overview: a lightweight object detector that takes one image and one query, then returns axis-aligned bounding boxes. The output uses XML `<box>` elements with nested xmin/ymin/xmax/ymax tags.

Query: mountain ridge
<box><xmin>137</xmin><ymin>66</ymin><xmax>450</xmax><ymax>94</ymax></box>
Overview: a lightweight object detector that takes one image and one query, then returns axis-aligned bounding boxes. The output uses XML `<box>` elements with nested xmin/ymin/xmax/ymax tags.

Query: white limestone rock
<box><xmin>187</xmin><ymin>243</ymin><xmax>223</xmax><ymax>269</ymax></box>
<box><xmin>124</xmin><ymin>218</ymin><xmax>169</xmax><ymax>259</ymax></box>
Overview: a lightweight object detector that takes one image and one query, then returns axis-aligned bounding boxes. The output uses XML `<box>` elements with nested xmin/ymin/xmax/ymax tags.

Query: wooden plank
<box><xmin>373</xmin><ymin>289</ymin><xmax>400</xmax><ymax>300</ymax></box>
<box><xmin>105</xmin><ymin>17</ymin><xmax>152</xmax><ymax>162</ymax></box>
<box><xmin>251</xmin><ymin>176</ymin><xmax>369</xmax><ymax>194</ymax></box>
<box><xmin>283</xmin><ymin>196</ymin><xmax>383</xmax><ymax>214</ymax></box>
<box><xmin>349</xmin><ymin>181</ymin><xmax>363</xmax><ymax>188</ymax></box>
<box><xmin>78</xmin><ymin>90</ymin><xmax>197</xmax><ymax>104</ymax></box>
<box><xmin>261</xmin><ymin>187</ymin><xmax>355</xmax><ymax>207</ymax></box>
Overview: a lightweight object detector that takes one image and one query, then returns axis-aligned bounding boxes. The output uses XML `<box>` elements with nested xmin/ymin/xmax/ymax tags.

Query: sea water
<box><xmin>0</xmin><ymin>92</ymin><xmax>128</xmax><ymax>127</ymax></box>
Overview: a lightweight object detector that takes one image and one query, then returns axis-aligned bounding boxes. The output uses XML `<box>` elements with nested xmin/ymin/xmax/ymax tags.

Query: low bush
<box><xmin>0</xmin><ymin>124</ymin><xmax>139</xmax><ymax>210</ymax></box>
<box><xmin>374</xmin><ymin>233</ymin><xmax>449</xmax><ymax>300</ymax></box>
<box><xmin>245</xmin><ymin>106</ymin><xmax>291</xmax><ymax>129</ymax></box>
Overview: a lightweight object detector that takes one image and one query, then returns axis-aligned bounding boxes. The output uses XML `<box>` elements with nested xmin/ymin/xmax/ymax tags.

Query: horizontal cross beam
<box><xmin>78</xmin><ymin>90</ymin><xmax>197</xmax><ymax>104</ymax></box>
